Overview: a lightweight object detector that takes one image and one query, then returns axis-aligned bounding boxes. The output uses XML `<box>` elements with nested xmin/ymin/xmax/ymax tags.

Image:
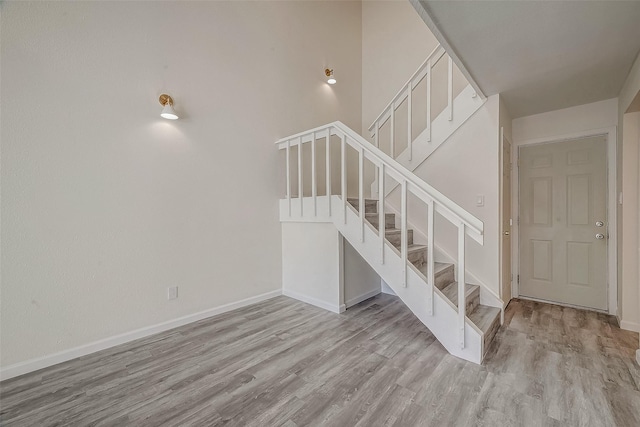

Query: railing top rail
<box><xmin>367</xmin><ymin>44</ymin><xmax>443</xmax><ymax>132</ymax></box>
<box><xmin>275</xmin><ymin>121</ymin><xmax>483</xmax><ymax>238</ymax></box>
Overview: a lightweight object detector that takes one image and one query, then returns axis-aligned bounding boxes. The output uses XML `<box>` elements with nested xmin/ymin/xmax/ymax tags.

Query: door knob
<box><xmin>596</xmin><ymin>233</ymin><xmax>605</xmax><ymax>240</ymax></box>
<box><xmin>595</xmin><ymin>221</ymin><xmax>604</xmax><ymax>227</ymax></box>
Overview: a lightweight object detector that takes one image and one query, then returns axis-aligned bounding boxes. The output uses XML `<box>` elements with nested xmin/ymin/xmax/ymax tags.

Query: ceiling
<box><xmin>412</xmin><ymin>0</ymin><xmax>640</xmax><ymax>118</ymax></box>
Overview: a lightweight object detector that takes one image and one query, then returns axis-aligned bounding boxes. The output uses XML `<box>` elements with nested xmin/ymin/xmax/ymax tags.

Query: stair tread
<box><xmin>468</xmin><ymin>305</ymin><xmax>501</xmax><ymax>334</ymax></box>
<box><xmin>440</xmin><ymin>282</ymin><xmax>479</xmax><ymax>307</ymax></box>
<box><xmin>417</xmin><ymin>262</ymin><xmax>453</xmax><ymax>277</ymax></box>
<box><xmin>406</xmin><ymin>244</ymin><xmax>427</xmax><ymax>252</ymax></box>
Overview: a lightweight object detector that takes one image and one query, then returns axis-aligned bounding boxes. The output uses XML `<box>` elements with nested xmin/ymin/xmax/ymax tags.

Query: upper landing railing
<box><xmin>275</xmin><ymin>121</ymin><xmax>483</xmax><ymax>349</ymax></box>
<box><xmin>367</xmin><ymin>44</ymin><xmax>475</xmax><ymax>161</ymax></box>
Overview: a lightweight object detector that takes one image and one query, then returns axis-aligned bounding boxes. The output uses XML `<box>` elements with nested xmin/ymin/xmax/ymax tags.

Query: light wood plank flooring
<box><xmin>1</xmin><ymin>295</ymin><xmax>639</xmax><ymax>426</ymax></box>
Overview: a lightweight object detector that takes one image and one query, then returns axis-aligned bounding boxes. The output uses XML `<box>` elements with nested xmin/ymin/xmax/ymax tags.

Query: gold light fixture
<box><xmin>159</xmin><ymin>94</ymin><xmax>178</xmax><ymax>120</ymax></box>
<box><xmin>325</xmin><ymin>68</ymin><xmax>336</xmax><ymax>85</ymax></box>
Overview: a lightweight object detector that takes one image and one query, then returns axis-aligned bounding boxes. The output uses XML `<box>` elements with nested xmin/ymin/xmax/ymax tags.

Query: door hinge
<box><xmin>517</xmin><ymin>274</ymin><xmax>520</xmax><ymax>284</ymax></box>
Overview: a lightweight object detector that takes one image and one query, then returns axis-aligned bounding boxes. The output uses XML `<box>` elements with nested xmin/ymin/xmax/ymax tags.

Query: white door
<box><xmin>519</xmin><ymin>136</ymin><xmax>608</xmax><ymax>310</ymax></box>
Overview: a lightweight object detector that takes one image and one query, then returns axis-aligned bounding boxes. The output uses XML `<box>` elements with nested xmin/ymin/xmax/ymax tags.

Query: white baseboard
<box><xmin>620</xmin><ymin>319</ymin><xmax>640</xmax><ymax>333</ymax></box>
<box><xmin>282</xmin><ymin>289</ymin><xmax>345</xmax><ymax>314</ymax></box>
<box><xmin>0</xmin><ymin>290</ymin><xmax>282</xmax><ymax>382</ymax></box>
<box><xmin>345</xmin><ymin>289</ymin><xmax>381</xmax><ymax>308</ymax></box>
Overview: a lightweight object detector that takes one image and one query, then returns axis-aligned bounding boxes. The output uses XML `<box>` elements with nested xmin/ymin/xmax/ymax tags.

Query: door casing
<box><xmin>512</xmin><ymin>126</ymin><xmax>618</xmax><ymax>315</ymax></box>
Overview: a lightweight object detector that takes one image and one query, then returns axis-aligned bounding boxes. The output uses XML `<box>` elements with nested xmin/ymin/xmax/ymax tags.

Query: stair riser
<box><xmin>408</xmin><ymin>248</ymin><xmax>427</xmax><ymax>267</ymax></box>
<box><xmin>347</xmin><ymin>199</ymin><xmax>378</xmax><ymax>214</ymax></box>
<box><xmin>483</xmin><ymin>314</ymin><xmax>501</xmax><ymax>356</ymax></box>
<box><xmin>366</xmin><ymin>214</ymin><xmax>395</xmax><ymax>229</ymax></box>
<box><xmin>435</xmin><ymin>266</ymin><xmax>455</xmax><ymax>290</ymax></box>
<box><xmin>466</xmin><ymin>287</ymin><xmax>480</xmax><ymax>315</ymax></box>
<box><xmin>386</xmin><ymin>230</ymin><xmax>414</xmax><ymax>248</ymax></box>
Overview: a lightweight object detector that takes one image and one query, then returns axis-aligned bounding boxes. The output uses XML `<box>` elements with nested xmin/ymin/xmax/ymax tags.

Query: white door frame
<box><xmin>499</xmin><ymin>127</ymin><xmax>512</xmax><ymax>308</ymax></box>
<box><xmin>512</xmin><ymin>126</ymin><xmax>618</xmax><ymax>315</ymax></box>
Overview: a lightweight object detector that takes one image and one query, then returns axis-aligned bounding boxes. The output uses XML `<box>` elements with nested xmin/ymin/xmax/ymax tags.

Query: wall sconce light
<box><xmin>325</xmin><ymin>68</ymin><xmax>336</xmax><ymax>85</ymax></box>
<box><xmin>159</xmin><ymin>94</ymin><xmax>179</xmax><ymax>120</ymax></box>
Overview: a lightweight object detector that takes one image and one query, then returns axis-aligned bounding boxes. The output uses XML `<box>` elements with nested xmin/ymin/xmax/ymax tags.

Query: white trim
<box><xmin>636</xmin><ymin>349</ymin><xmax>640</xmax><ymax>366</ymax></box>
<box><xmin>345</xmin><ymin>289</ymin><xmax>381</xmax><ymax>308</ymax></box>
<box><xmin>282</xmin><ymin>289</ymin><xmax>345</xmax><ymax>314</ymax></box>
<box><xmin>620</xmin><ymin>320</ymin><xmax>640</xmax><ymax>333</ymax></box>
<box><xmin>0</xmin><ymin>290</ymin><xmax>282</xmax><ymax>381</ymax></box>
<box><xmin>512</xmin><ymin>126</ymin><xmax>618</xmax><ymax>315</ymax></box>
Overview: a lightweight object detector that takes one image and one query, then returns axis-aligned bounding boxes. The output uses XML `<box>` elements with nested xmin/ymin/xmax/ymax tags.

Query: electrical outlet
<box><xmin>167</xmin><ymin>286</ymin><xmax>178</xmax><ymax>300</ymax></box>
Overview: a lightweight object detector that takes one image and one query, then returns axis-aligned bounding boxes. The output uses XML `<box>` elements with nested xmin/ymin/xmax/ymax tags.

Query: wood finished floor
<box><xmin>1</xmin><ymin>295</ymin><xmax>639</xmax><ymax>426</ymax></box>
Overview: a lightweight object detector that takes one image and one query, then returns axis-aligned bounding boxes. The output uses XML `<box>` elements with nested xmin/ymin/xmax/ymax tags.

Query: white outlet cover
<box><xmin>167</xmin><ymin>287</ymin><xmax>178</xmax><ymax>300</ymax></box>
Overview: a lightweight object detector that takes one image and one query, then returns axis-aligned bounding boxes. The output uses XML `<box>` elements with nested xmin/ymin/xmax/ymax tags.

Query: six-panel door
<box><xmin>519</xmin><ymin>136</ymin><xmax>608</xmax><ymax>311</ymax></box>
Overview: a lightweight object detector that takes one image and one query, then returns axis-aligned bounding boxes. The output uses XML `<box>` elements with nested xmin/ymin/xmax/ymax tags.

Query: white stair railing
<box><xmin>276</xmin><ymin>121</ymin><xmax>483</xmax><ymax>349</ymax></box>
<box><xmin>368</xmin><ymin>44</ymin><xmax>459</xmax><ymax>161</ymax></box>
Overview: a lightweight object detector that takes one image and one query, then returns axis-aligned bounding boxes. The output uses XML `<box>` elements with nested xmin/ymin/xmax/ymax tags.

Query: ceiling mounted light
<box><xmin>159</xmin><ymin>94</ymin><xmax>178</xmax><ymax>120</ymax></box>
<box><xmin>325</xmin><ymin>68</ymin><xmax>336</xmax><ymax>85</ymax></box>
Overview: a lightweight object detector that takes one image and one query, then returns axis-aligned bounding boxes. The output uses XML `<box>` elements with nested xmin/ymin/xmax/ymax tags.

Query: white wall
<box><xmin>618</xmin><ymin>51</ymin><xmax>640</xmax><ymax>341</ymax></box>
<box><xmin>361</xmin><ymin>0</ymin><xmax>439</xmax><ymax>135</ymax></box>
<box><xmin>1</xmin><ymin>0</ymin><xmax>362</xmax><ymax>369</ymax></box>
<box><xmin>344</xmin><ymin>240</ymin><xmax>381</xmax><ymax>307</ymax></box>
<box><xmin>361</xmin><ymin>0</ymin><xmax>439</xmax><ymax>196</ymax></box>
<box><xmin>281</xmin><ymin>222</ymin><xmax>344</xmax><ymax>313</ymax></box>
<box><xmin>621</xmin><ymin>112</ymin><xmax>640</xmax><ymax>331</ymax></box>
<box><xmin>412</xmin><ymin>95</ymin><xmax>501</xmax><ymax>295</ymax></box>
<box><xmin>513</xmin><ymin>98</ymin><xmax>618</xmax><ymax>142</ymax></box>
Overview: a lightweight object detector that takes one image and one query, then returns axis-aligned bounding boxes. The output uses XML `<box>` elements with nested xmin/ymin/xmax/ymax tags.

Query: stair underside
<box><xmin>347</xmin><ymin>197</ymin><xmax>501</xmax><ymax>355</ymax></box>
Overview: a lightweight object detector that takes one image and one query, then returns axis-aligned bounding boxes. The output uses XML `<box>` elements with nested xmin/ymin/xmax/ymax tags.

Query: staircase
<box><xmin>347</xmin><ymin>197</ymin><xmax>501</xmax><ymax>356</ymax></box>
<box><xmin>275</xmin><ymin>48</ymin><xmax>500</xmax><ymax>364</ymax></box>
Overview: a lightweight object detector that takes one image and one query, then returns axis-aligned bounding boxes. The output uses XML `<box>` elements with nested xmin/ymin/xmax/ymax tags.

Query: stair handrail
<box><xmin>275</xmin><ymin>121</ymin><xmax>483</xmax><ymax>242</ymax></box>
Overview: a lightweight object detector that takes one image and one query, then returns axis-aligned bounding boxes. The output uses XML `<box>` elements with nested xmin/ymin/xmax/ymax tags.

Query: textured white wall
<box><xmin>1</xmin><ymin>1</ymin><xmax>362</xmax><ymax>367</ymax></box>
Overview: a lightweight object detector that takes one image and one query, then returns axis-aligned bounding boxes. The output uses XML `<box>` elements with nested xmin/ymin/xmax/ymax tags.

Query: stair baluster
<box><xmin>427</xmin><ymin>198</ymin><xmax>435</xmax><ymax>315</ymax></box>
<box><xmin>458</xmin><ymin>221</ymin><xmax>466</xmax><ymax>349</ymax></box>
<box><xmin>401</xmin><ymin>180</ymin><xmax>408</xmax><ymax>287</ymax></box>
<box><xmin>286</xmin><ymin>140</ymin><xmax>291</xmax><ymax>216</ymax></box>
<box><xmin>341</xmin><ymin>135</ymin><xmax>347</xmax><ymax>224</ymax></box>
<box><xmin>378</xmin><ymin>163</ymin><xmax>386</xmax><ymax>264</ymax></box>
<box><xmin>358</xmin><ymin>145</ymin><xmax>365</xmax><ymax>242</ymax></box>
<box><xmin>298</xmin><ymin>136</ymin><xmax>303</xmax><ymax>216</ymax></box>
<box><xmin>448</xmin><ymin>57</ymin><xmax>454</xmax><ymax>121</ymax></box>
<box><xmin>311</xmin><ymin>132</ymin><xmax>317</xmax><ymax>216</ymax></box>
<box><xmin>426</xmin><ymin>58</ymin><xmax>432</xmax><ymax>142</ymax></box>
<box><xmin>325</xmin><ymin>128</ymin><xmax>331</xmax><ymax>216</ymax></box>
